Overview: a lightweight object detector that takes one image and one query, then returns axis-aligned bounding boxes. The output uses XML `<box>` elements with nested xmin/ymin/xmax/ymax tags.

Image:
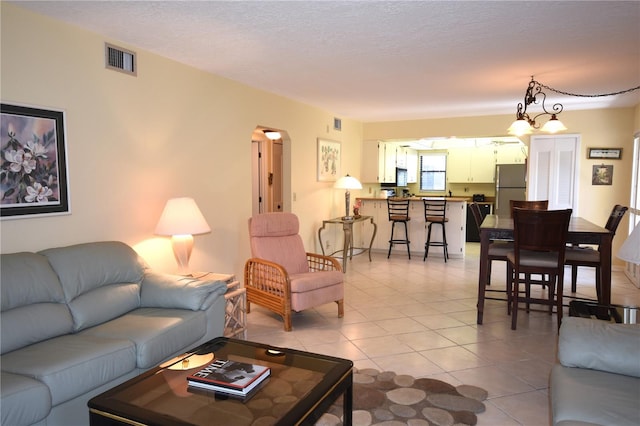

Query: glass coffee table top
<box><xmin>88</xmin><ymin>337</ymin><xmax>353</xmax><ymax>426</ymax></box>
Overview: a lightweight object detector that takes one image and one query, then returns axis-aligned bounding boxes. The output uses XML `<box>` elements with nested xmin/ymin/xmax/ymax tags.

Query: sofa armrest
<box><xmin>140</xmin><ymin>271</ymin><xmax>228</xmax><ymax>311</ymax></box>
<box><xmin>558</xmin><ymin>316</ymin><xmax>640</xmax><ymax>377</ymax></box>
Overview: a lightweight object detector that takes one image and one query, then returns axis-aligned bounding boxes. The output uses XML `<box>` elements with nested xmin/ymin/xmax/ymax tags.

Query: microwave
<box><xmin>396</xmin><ymin>168</ymin><xmax>408</xmax><ymax>187</ymax></box>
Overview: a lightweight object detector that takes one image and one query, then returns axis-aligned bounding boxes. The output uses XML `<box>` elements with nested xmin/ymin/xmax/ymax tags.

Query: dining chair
<box><xmin>565</xmin><ymin>205</ymin><xmax>628</xmax><ymax>296</ymax></box>
<box><xmin>387</xmin><ymin>198</ymin><xmax>411</xmax><ymax>259</ymax></box>
<box><xmin>470</xmin><ymin>202</ymin><xmax>514</xmax><ymax>308</ymax></box>
<box><xmin>423</xmin><ymin>198</ymin><xmax>448</xmax><ymax>262</ymax></box>
<box><xmin>509</xmin><ymin>199</ymin><xmax>548</xmax><ymax>216</ymax></box>
<box><xmin>244</xmin><ymin>212</ymin><xmax>344</xmax><ymax>331</ymax></box>
<box><xmin>507</xmin><ymin>208</ymin><xmax>572</xmax><ymax>330</ymax></box>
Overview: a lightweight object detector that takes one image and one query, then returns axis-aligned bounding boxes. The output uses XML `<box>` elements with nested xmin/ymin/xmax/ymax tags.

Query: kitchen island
<box><xmin>355</xmin><ymin>197</ymin><xmax>467</xmax><ymax>258</ymax></box>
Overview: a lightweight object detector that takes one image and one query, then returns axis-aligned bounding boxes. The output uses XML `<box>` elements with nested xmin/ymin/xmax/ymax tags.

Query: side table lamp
<box><xmin>334</xmin><ymin>174</ymin><xmax>362</xmax><ymax>220</ymax></box>
<box><xmin>618</xmin><ymin>221</ymin><xmax>640</xmax><ymax>265</ymax></box>
<box><xmin>155</xmin><ymin>197</ymin><xmax>211</xmax><ymax>275</ymax></box>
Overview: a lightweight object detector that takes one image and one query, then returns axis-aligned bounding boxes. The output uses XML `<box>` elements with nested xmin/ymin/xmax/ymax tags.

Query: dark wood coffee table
<box><xmin>88</xmin><ymin>337</ymin><xmax>353</xmax><ymax>426</ymax></box>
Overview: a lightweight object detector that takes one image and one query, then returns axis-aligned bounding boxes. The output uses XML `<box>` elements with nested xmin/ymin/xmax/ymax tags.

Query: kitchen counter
<box><xmin>357</xmin><ymin>196</ymin><xmax>471</xmax><ymax>202</ymax></box>
<box><xmin>354</xmin><ymin>197</ymin><xmax>467</xmax><ymax>258</ymax></box>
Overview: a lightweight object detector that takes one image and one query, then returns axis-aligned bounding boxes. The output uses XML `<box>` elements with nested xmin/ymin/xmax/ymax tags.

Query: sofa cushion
<box><xmin>551</xmin><ymin>364</ymin><xmax>640</xmax><ymax>426</ymax></box>
<box><xmin>558</xmin><ymin>317</ymin><xmax>640</xmax><ymax>377</ymax></box>
<box><xmin>0</xmin><ymin>252</ymin><xmax>73</xmax><ymax>354</ymax></box>
<box><xmin>141</xmin><ymin>272</ymin><xmax>228</xmax><ymax>311</ymax></box>
<box><xmin>1</xmin><ymin>334</ymin><xmax>136</xmax><ymax>405</ymax></box>
<box><xmin>81</xmin><ymin>307</ymin><xmax>208</xmax><ymax>369</ymax></box>
<box><xmin>40</xmin><ymin>241</ymin><xmax>144</xmax><ymax>331</ymax></box>
<box><xmin>1</xmin><ymin>372</ymin><xmax>51</xmax><ymax>426</ymax></box>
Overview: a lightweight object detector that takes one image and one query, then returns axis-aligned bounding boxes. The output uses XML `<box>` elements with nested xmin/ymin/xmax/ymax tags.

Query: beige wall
<box><xmin>0</xmin><ymin>4</ymin><xmax>363</xmax><ymax>278</ymax></box>
<box><xmin>363</xmin><ymin>108</ymin><xmax>637</xmax><ymax>265</ymax></box>
<box><xmin>1</xmin><ymin>3</ymin><xmax>637</xmax><ymax>275</ymax></box>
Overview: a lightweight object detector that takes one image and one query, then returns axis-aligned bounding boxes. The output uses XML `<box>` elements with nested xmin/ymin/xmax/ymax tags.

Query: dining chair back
<box><xmin>387</xmin><ymin>198</ymin><xmax>411</xmax><ymax>259</ymax></box>
<box><xmin>507</xmin><ymin>208</ymin><xmax>572</xmax><ymax>330</ymax></box>
<box><xmin>509</xmin><ymin>200</ymin><xmax>548</xmax><ymax>217</ymax></box>
<box><xmin>565</xmin><ymin>205</ymin><xmax>628</xmax><ymax>295</ymax></box>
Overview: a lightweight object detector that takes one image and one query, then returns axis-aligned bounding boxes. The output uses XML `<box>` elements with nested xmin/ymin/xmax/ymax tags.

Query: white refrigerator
<box><xmin>494</xmin><ymin>164</ymin><xmax>527</xmax><ymax>216</ymax></box>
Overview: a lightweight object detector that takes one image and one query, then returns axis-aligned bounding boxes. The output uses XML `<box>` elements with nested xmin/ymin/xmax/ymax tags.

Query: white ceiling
<box><xmin>10</xmin><ymin>1</ymin><xmax>640</xmax><ymax>122</ymax></box>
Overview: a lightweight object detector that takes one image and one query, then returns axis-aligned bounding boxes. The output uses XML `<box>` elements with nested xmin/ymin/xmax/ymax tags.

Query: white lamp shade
<box><xmin>155</xmin><ymin>197</ymin><xmax>211</xmax><ymax>236</ymax></box>
<box><xmin>618</xmin><ymin>223</ymin><xmax>640</xmax><ymax>265</ymax></box>
<box><xmin>507</xmin><ymin>119</ymin><xmax>533</xmax><ymax>136</ymax></box>
<box><xmin>541</xmin><ymin>115</ymin><xmax>567</xmax><ymax>133</ymax></box>
<box><xmin>334</xmin><ymin>175</ymin><xmax>362</xmax><ymax>190</ymax></box>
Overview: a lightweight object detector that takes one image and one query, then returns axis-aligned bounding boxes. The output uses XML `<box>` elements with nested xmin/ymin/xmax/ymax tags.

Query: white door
<box><xmin>528</xmin><ymin>135</ymin><xmax>580</xmax><ymax>212</ymax></box>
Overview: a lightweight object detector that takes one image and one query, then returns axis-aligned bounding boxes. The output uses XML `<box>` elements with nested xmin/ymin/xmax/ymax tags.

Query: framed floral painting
<box><xmin>317</xmin><ymin>138</ymin><xmax>341</xmax><ymax>182</ymax></box>
<box><xmin>1</xmin><ymin>103</ymin><xmax>70</xmax><ymax>219</ymax></box>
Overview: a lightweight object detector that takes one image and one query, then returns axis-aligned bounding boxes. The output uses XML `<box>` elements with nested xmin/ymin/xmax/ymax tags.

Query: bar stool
<box><xmin>387</xmin><ymin>198</ymin><xmax>411</xmax><ymax>259</ymax></box>
<box><xmin>423</xmin><ymin>198</ymin><xmax>448</xmax><ymax>262</ymax></box>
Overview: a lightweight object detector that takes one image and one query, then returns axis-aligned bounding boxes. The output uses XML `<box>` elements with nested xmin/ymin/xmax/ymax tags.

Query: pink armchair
<box><xmin>244</xmin><ymin>213</ymin><xmax>344</xmax><ymax>331</ymax></box>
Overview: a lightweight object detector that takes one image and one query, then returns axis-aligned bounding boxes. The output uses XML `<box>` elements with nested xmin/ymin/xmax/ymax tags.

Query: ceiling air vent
<box><xmin>105</xmin><ymin>43</ymin><xmax>136</xmax><ymax>76</ymax></box>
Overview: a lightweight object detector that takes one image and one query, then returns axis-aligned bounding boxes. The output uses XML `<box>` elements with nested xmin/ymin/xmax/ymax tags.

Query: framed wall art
<box><xmin>317</xmin><ymin>138</ymin><xmax>341</xmax><ymax>182</ymax></box>
<box><xmin>1</xmin><ymin>103</ymin><xmax>70</xmax><ymax>219</ymax></box>
<box><xmin>588</xmin><ymin>148</ymin><xmax>622</xmax><ymax>159</ymax></box>
<box><xmin>592</xmin><ymin>164</ymin><xmax>613</xmax><ymax>186</ymax></box>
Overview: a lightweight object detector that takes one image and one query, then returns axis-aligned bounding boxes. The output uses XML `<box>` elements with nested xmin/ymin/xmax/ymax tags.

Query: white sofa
<box><xmin>550</xmin><ymin>316</ymin><xmax>640</xmax><ymax>426</ymax></box>
<box><xmin>1</xmin><ymin>241</ymin><xmax>228</xmax><ymax>426</ymax></box>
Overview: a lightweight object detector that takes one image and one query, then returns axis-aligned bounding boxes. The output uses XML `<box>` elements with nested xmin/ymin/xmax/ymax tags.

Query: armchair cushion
<box><xmin>290</xmin><ymin>271</ymin><xmax>344</xmax><ymax>293</ymax></box>
<box><xmin>249</xmin><ymin>213</ymin><xmax>309</xmax><ymax>274</ymax></box>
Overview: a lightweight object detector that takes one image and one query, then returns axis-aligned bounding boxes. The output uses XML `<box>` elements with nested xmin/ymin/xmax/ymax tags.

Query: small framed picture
<box><xmin>588</xmin><ymin>148</ymin><xmax>622</xmax><ymax>159</ymax></box>
<box><xmin>592</xmin><ymin>164</ymin><xmax>613</xmax><ymax>186</ymax></box>
<box><xmin>1</xmin><ymin>103</ymin><xmax>70</xmax><ymax>219</ymax></box>
<box><xmin>317</xmin><ymin>138</ymin><xmax>341</xmax><ymax>182</ymax></box>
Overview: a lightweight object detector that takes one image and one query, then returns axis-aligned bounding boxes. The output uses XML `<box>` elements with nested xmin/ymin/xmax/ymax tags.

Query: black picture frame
<box><xmin>587</xmin><ymin>148</ymin><xmax>622</xmax><ymax>159</ymax></box>
<box><xmin>592</xmin><ymin>164</ymin><xmax>613</xmax><ymax>186</ymax></box>
<box><xmin>1</xmin><ymin>103</ymin><xmax>70</xmax><ymax>219</ymax></box>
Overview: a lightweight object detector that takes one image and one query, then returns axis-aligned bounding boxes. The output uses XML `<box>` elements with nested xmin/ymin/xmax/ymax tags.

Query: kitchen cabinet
<box><xmin>406</xmin><ymin>148</ymin><xmax>418</xmax><ymax>183</ymax></box>
<box><xmin>395</xmin><ymin>146</ymin><xmax>407</xmax><ymax>168</ymax></box>
<box><xmin>447</xmin><ymin>146</ymin><xmax>496</xmax><ymax>183</ymax></box>
<box><xmin>496</xmin><ymin>144</ymin><xmax>527</xmax><ymax>164</ymax></box>
<box><xmin>361</xmin><ymin>141</ymin><xmax>396</xmax><ymax>183</ymax></box>
<box><xmin>356</xmin><ymin>199</ymin><xmax>390</xmax><ymax>250</ymax></box>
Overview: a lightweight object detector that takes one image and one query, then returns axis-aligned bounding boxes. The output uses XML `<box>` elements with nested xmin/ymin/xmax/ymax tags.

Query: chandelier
<box><xmin>508</xmin><ymin>76</ymin><xmax>640</xmax><ymax>136</ymax></box>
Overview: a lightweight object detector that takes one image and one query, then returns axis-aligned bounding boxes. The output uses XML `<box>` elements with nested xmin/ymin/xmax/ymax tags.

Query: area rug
<box><xmin>315</xmin><ymin>368</ymin><xmax>488</xmax><ymax>426</ymax></box>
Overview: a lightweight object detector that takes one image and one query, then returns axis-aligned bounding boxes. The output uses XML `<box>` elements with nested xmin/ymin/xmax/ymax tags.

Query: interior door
<box><xmin>528</xmin><ymin>135</ymin><xmax>580</xmax><ymax>212</ymax></box>
<box><xmin>271</xmin><ymin>140</ymin><xmax>283</xmax><ymax>212</ymax></box>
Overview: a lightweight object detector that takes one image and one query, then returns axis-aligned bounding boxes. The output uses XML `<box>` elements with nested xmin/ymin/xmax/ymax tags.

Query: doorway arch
<box><xmin>251</xmin><ymin>127</ymin><xmax>290</xmax><ymax>215</ymax></box>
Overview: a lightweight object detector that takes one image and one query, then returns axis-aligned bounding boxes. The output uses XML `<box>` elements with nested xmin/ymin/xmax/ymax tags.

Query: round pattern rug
<box><xmin>315</xmin><ymin>368</ymin><xmax>488</xmax><ymax>426</ymax></box>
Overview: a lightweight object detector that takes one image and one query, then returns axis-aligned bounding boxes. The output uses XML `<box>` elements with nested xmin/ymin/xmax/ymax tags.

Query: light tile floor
<box><xmin>244</xmin><ymin>244</ymin><xmax>640</xmax><ymax>425</ymax></box>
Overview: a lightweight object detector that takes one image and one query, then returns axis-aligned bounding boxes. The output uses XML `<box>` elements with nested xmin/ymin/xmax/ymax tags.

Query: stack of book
<box><xmin>187</xmin><ymin>359</ymin><xmax>270</xmax><ymax>398</ymax></box>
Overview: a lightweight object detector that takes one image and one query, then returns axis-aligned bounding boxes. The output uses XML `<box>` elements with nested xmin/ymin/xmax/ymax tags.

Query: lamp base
<box><xmin>171</xmin><ymin>234</ymin><xmax>194</xmax><ymax>275</ymax></box>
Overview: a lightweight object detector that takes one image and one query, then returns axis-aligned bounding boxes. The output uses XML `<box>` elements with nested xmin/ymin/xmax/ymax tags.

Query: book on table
<box><xmin>186</xmin><ymin>359</ymin><xmax>270</xmax><ymax>396</ymax></box>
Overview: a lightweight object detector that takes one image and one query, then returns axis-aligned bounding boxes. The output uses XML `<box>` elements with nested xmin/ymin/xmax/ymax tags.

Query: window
<box><xmin>420</xmin><ymin>153</ymin><xmax>446</xmax><ymax>191</ymax></box>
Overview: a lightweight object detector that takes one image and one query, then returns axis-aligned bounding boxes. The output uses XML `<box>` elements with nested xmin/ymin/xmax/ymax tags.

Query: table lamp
<box><xmin>334</xmin><ymin>174</ymin><xmax>362</xmax><ymax>220</ymax></box>
<box><xmin>155</xmin><ymin>197</ymin><xmax>211</xmax><ymax>275</ymax></box>
<box><xmin>618</xmin><ymin>222</ymin><xmax>640</xmax><ymax>264</ymax></box>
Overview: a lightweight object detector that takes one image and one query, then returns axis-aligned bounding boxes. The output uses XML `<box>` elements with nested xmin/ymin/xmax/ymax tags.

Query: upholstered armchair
<box><xmin>244</xmin><ymin>212</ymin><xmax>344</xmax><ymax>331</ymax></box>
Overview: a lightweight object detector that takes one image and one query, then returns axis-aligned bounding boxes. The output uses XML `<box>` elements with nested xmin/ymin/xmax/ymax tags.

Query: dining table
<box><xmin>476</xmin><ymin>214</ymin><xmax>613</xmax><ymax>324</ymax></box>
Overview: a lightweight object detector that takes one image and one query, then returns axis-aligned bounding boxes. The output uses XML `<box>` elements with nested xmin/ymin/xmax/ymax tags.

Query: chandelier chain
<box><xmin>537</xmin><ymin>81</ymin><xmax>640</xmax><ymax>98</ymax></box>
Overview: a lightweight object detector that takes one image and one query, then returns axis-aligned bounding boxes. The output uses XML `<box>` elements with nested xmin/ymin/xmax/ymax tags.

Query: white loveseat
<box><xmin>1</xmin><ymin>241</ymin><xmax>228</xmax><ymax>426</ymax></box>
<box><xmin>550</xmin><ymin>316</ymin><xmax>640</xmax><ymax>425</ymax></box>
